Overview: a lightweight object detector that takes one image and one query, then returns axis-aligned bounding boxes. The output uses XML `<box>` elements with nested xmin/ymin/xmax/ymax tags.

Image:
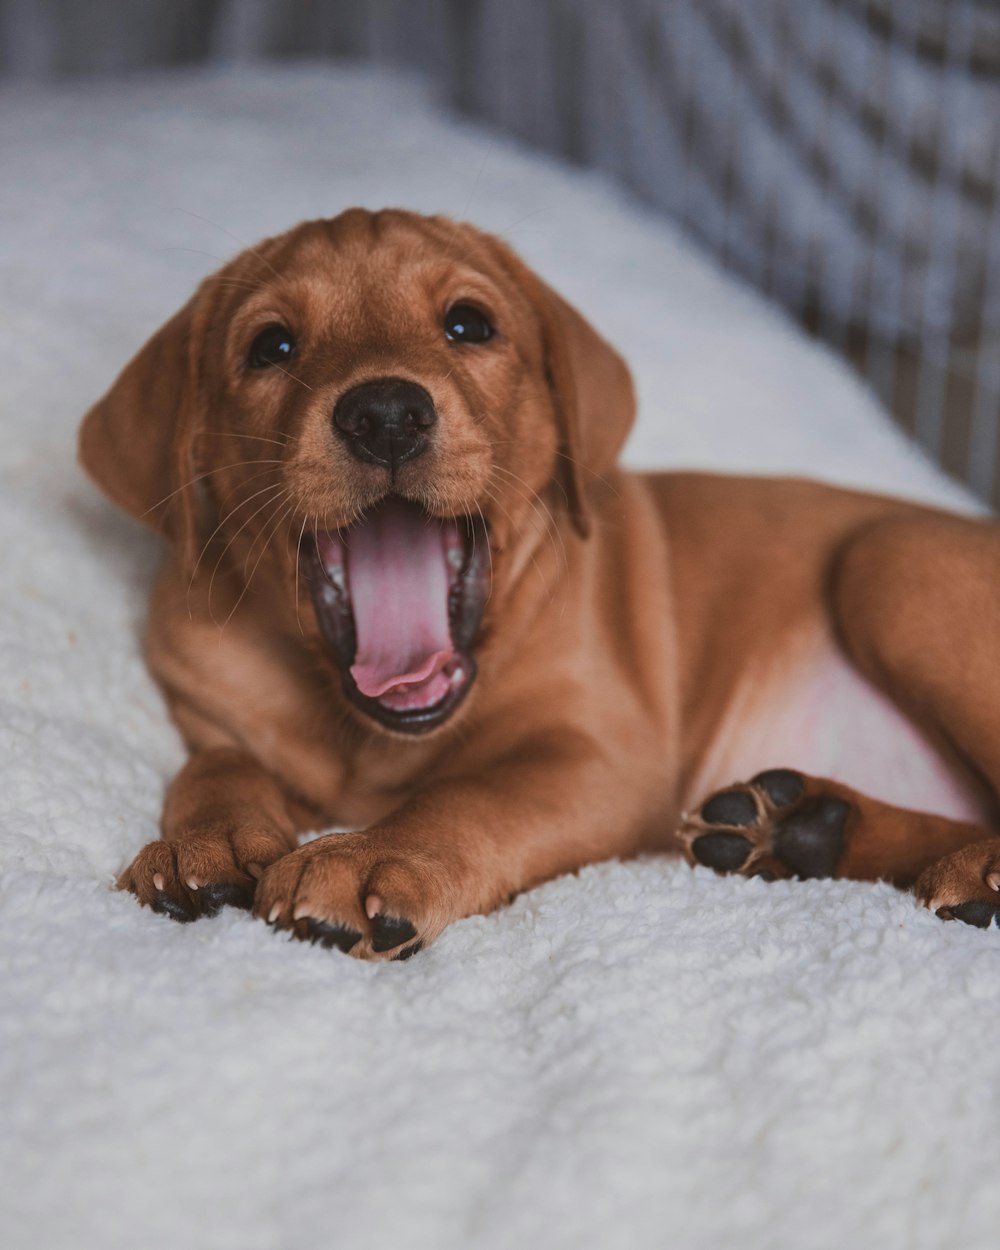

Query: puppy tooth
<box><xmin>153</xmin><ymin>873</ymin><xmax>165</xmax><ymax>891</ymax></box>
<box><xmin>365</xmin><ymin>893</ymin><xmax>383</xmax><ymax>920</ymax></box>
<box><xmin>988</xmin><ymin>872</ymin><xmax>1000</xmax><ymax>892</ymax></box>
<box><xmin>267</xmin><ymin>903</ymin><xmax>283</xmax><ymax>924</ymax></box>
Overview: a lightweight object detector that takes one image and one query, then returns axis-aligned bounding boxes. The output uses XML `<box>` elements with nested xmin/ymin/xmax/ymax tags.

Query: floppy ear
<box><xmin>78</xmin><ymin>296</ymin><xmax>204</xmax><ymax>570</ymax></box>
<box><xmin>488</xmin><ymin>243</ymin><xmax>636</xmax><ymax>538</ymax></box>
<box><xmin>535</xmin><ymin>281</ymin><xmax>636</xmax><ymax>538</ymax></box>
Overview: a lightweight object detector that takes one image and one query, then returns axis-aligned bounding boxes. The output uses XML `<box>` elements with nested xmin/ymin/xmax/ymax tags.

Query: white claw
<box><xmin>152</xmin><ymin>873</ymin><xmax>165</xmax><ymax>891</ymax></box>
<box><xmin>186</xmin><ymin>878</ymin><xmax>200</xmax><ymax>891</ymax></box>
<box><xmin>987</xmin><ymin>872</ymin><xmax>1000</xmax><ymax>892</ymax></box>
<box><xmin>268</xmin><ymin>903</ymin><xmax>282</xmax><ymax>924</ymax></box>
<box><xmin>292</xmin><ymin>903</ymin><xmax>313</xmax><ymax>921</ymax></box>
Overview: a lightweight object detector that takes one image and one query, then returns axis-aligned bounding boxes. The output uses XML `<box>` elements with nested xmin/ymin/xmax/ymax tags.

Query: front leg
<box><xmin>253</xmin><ymin>731</ymin><xmax>645</xmax><ymax>960</ymax></box>
<box><xmin>119</xmin><ymin>747</ymin><xmax>306</xmax><ymax>921</ymax></box>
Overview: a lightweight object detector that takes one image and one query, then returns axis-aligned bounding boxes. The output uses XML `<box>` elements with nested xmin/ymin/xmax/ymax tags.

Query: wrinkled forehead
<box><xmin>219</xmin><ymin>212</ymin><xmax>516</xmax><ymax>327</ymax></box>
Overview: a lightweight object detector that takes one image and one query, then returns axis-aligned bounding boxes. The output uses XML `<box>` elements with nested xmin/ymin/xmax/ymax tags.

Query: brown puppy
<box><xmin>79</xmin><ymin>208</ymin><xmax>1000</xmax><ymax>958</ymax></box>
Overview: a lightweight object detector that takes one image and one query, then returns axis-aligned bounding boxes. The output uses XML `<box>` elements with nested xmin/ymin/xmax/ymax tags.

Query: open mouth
<box><xmin>308</xmin><ymin>498</ymin><xmax>490</xmax><ymax>733</ymax></box>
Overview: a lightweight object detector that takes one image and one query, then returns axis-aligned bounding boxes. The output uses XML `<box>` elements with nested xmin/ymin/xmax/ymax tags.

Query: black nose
<box><xmin>332</xmin><ymin>378</ymin><xmax>437</xmax><ymax>471</ymax></box>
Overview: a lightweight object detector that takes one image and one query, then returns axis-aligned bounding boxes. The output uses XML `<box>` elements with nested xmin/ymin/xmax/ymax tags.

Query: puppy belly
<box><xmin>688</xmin><ymin>634</ymin><xmax>989</xmax><ymax>824</ymax></box>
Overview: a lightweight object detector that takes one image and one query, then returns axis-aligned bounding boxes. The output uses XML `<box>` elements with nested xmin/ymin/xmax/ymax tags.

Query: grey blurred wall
<box><xmin>3</xmin><ymin>0</ymin><xmax>1000</xmax><ymax>503</ymax></box>
<box><xmin>0</xmin><ymin>1</ymin><xmax>447</xmax><ymax>78</ymax></box>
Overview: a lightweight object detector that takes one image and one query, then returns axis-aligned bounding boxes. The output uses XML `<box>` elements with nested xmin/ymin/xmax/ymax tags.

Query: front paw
<box><xmin>253</xmin><ymin>833</ymin><xmax>441</xmax><ymax>960</ymax></box>
<box><xmin>118</xmin><ymin>826</ymin><xmax>292</xmax><ymax>922</ymax></box>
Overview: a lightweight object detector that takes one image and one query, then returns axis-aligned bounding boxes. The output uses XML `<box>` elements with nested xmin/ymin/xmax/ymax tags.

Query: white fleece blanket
<box><xmin>1</xmin><ymin>65</ymin><xmax>997</xmax><ymax>1250</ymax></box>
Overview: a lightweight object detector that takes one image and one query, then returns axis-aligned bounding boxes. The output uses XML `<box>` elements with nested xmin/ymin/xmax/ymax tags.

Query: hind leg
<box><xmin>678</xmin><ymin>768</ymin><xmax>1000</xmax><ymax>926</ymax></box>
<box><xmin>834</xmin><ymin>512</ymin><xmax>1000</xmax><ymax>804</ymax></box>
<box><xmin>828</xmin><ymin>512</ymin><xmax>1000</xmax><ymax>924</ymax></box>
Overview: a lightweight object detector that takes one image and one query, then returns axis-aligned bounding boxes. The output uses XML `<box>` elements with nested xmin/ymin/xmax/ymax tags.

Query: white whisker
<box><xmin>193</xmin><ymin>482</ymin><xmax>286</xmax><ymax>622</ymax></box>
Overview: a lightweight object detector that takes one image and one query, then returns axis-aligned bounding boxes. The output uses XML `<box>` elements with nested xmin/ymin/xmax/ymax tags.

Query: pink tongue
<box><xmin>346</xmin><ymin>499</ymin><xmax>454</xmax><ymax>699</ymax></box>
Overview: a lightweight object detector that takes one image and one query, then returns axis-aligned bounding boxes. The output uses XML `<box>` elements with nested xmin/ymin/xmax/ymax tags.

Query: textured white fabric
<box><xmin>0</xmin><ymin>65</ymin><xmax>995</xmax><ymax>1250</ymax></box>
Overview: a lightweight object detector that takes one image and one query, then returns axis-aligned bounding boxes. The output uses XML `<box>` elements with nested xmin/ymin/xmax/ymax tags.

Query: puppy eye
<box><xmin>444</xmin><ymin>303</ymin><xmax>493</xmax><ymax>344</ymax></box>
<box><xmin>248</xmin><ymin>324</ymin><xmax>296</xmax><ymax>369</ymax></box>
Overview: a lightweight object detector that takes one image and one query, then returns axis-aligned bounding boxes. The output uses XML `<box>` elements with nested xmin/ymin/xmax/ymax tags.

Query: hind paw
<box><xmin>678</xmin><ymin>769</ymin><xmax>853</xmax><ymax>881</ymax></box>
<box><xmin>915</xmin><ymin>839</ymin><xmax>1000</xmax><ymax>928</ymax></box>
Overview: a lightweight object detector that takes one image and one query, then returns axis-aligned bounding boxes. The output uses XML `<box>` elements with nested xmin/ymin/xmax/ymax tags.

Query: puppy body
<box><xmin>80</xmin><ymin>209</ymin><xmax>1000</xmax><ymax>953</ymax></box>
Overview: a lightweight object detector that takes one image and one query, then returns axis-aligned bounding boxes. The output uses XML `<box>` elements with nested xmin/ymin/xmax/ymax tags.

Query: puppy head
<box><xmin>79</xmin><ymin>209</ymin><xmax>635</xmax><ymax>733</ymax></box>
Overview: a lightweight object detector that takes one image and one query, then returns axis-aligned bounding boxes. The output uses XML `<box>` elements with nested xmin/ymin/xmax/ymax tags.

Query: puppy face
<box><xmin>80</xmin><ymin>209</ymin><xmax>635</xmax><ymax>735</ymax></box>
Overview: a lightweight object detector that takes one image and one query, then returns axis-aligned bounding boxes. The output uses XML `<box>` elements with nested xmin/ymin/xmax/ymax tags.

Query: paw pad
<box><xmin>306</xmin><ymin>920</ymin><xmax>362</xmax><ymax>952</ymax></box>
<box><xmin>937</xmin><ymin>900</ymin><xmax>1000</xmax><ymax>929</ymax></box>
<box><xmin>392</xmin><ymin>941</ymin><xmax>423</xmax><ymax>961</ymax></box>
<box><xmin>370</xmin><ymin>913</ymin><xmax>418</xmax><ymax>952</ymax></box>
<box><xmin>691</xmin><ymin>832</ymin><xmax>753</xmax><ymax>871</ymax></box>
<box><xmin>750</xmin><ymin>769</ymin><xmax>805</xmax><ymax>806</ymax></box>
<box><xmin>198</xmin><ymin>882</ymin><xmax>255</xmax><ymax>916</ymax></box>
<box><xmin>700</xmin><ymin>790</ymin><xmax>758</xmax><ymax>827</ymax></box>
<box><xmin>772</xmin><ymin>797</ymin><xmax>849</xmax><ymax>879</ymax></box>
<box><xmin>151</xmin><ymin>891</ymin><xmax>197</xmax><ymax>923</ymax></box>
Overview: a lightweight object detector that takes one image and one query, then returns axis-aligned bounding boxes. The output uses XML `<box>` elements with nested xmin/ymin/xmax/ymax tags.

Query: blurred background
<box><xmin>3</xmin><ymin>0</ymin><xmax>1000</xmax><ymax>505</ymax></box>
